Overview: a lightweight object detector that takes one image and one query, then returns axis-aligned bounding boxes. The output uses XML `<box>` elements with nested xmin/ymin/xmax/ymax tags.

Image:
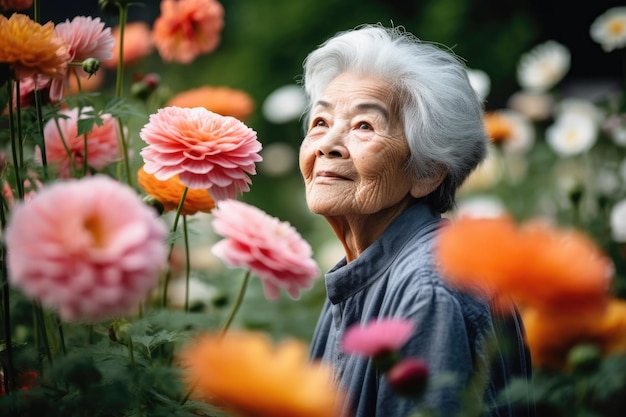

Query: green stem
<box><xmin>162</xmin><ymin>187</ymin><xmax>189</xmax><ymax>308</ymax></box>
<box><xmin>183</xmin><ymin>215</ymin><xmax>191</xmax><ymax>312</ymax></box>
<box><xmin>15</xmin><ymin>81</ymin><xmax>24</xmax><ymax>167</ymax></box>
<box><xmin>34</xmin><ymin>303</ymin><xmax>53</xmax><ymax>365</ymax></box>
<box><xmin>220</xmin><ymin>270</ymin><xmax>251</xmax><ymax>336</ymax></box>
<box><xmin>0</xmin><ymin>195</ymin><xmax>16</xmax><ymax>395</ymax></box>
<box><xmin>56</xmin><ymin>316</ymin><xmax>67</xmax><ymax>356</ymax></box>
<box><xmin>7</xmin><ymin>81</ymin><xmax>24</xmax><ymax>199</ymax></box>
<box><xmin>33</xmin><ymin>86</ymin><xmax>48</xmax><ymax>180</ymax></box>
<box><xmin>82</xmin><ymin>133</ymin><xmax>89</xmax><ymax>177</ymax></box>
<box><xmin>127</xmin><ymin>336</ymin><xmax>135</xmax><ymax>368</ymax></box>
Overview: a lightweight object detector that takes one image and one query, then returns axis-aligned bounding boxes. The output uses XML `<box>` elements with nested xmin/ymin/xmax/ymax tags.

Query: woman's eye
<box><xmin>357</xmin><ymin>121</ymin><xmax>372</xmax><ymax>130</ymax></box>
<box><xmin>312</xmin><ymin>118</ymin><xmax>327</xmax><ymax>128</ymax></box>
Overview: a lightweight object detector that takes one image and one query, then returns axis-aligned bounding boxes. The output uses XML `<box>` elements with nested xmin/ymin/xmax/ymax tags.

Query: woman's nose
<box><xmin>315</xmin><ymin>128</ymin><xmax>349</xmax><ymax>158</ymax></box>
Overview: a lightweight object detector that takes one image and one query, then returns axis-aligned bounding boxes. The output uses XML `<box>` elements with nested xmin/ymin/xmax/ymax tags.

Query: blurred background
<box><xmin>36</xmin><ymin>0</ymin><xmax>626</xmax><ymax>341</ymax></box>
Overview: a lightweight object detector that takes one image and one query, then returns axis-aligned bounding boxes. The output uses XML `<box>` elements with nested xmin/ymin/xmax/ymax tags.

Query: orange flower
<box><xmin>166</xmin><ymin>86</ymin><xmax>255</xmax><ymax>121</ymax></box>
<box><xmin>137</xmin><ymin>167</ymin><xmax>215</xmax><ymax>215</ymax></box>
<box><xmin>178</xmin><ymin>331</ymin><xmax>345</xmax><ymax>417</ymax></box>
<box><xmin>103</xmin><ymin>21</ymin><xmax>154</xmax><ymax>69</ymax></box>
<box><xmin>0</xmin><ymin>13</ymin><xmax>70</xmax><ymax>79</ymax></box>
<box><xmin>484</xmin><ymin>111</ymin><xmax>513</xmax><ymax>144</ymax></box>
<box><xmin>523</xmin><ymin>299</ymin><xmax>626</xmax><ymax>370</ymax></box>
<box><xmin>0</xmin><ymin>0</ymin><xmax>33</xmax><ymax>11</ymax></box>
<box><xmin>152</xmin><ymin>0</ymin><xmax>224</xmax><ymax>64</ymax></box>
<box><xmin>436</xmin><ymin>216</ymin><xmax>613</xmax><ymax>313</ymax></box>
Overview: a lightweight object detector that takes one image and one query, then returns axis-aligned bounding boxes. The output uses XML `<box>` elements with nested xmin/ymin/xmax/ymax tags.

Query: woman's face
<box><xmin>300</xmin><ymin>72</ymin><xmax>421</xmax><ymax>217</ymax></box>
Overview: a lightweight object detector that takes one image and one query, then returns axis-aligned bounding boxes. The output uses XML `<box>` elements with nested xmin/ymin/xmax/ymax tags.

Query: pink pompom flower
<box><xmin>342</xmin><ymin>318</ymin><xmax>415</xmax><ymax>357</ymax></box>
<box><xmin>210</xmin><ymin>199</ymin><xmax>320</xmax><ymax>300</ymax></box>
<box><xmin>139</xmin><ymin>106</ymin><xmax>262</xmax><ymax>201</ymax></box>
<box><xmin>36</xmin><ymin>107</ymin><xmax>120</xmax><ymax>178</ymax></box>
<box><xmin>4</xmin><ymin>175</ymin><xmax>169</xmax><ymax>322</ymax></box>
<box><xmin>49</xmin><ymin>16</ymin><xmax>115</xmax><ymax>101</ymax></box>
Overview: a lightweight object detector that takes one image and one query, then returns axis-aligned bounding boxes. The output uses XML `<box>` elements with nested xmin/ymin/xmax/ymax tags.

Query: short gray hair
<box><xmin>301</xmin><ymin>24</ymin><xmax>487</xmax><ymax>213</ymax></box>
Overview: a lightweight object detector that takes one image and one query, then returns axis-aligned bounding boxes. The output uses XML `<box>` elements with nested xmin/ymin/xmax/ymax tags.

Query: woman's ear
<box><xmin>409</xmin><ymin>167</ymin><xmax>447</xmax><ymax>198</ymax></box>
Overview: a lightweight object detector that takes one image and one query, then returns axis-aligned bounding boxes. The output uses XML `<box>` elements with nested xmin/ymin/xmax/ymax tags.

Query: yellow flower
<box><xmin>0</xmin><ymin>13</ymin><xmax>70</xmax><ymax>79</ymax></box>
<box><xmin>178</xmin><ymin>331</ymin><xmax>345</xmax><ymax>417</ymax></box>
<box><xmin>137</xmin><ymin>167</ymin><xmax>215</xmax><ymax>216</ymax></box>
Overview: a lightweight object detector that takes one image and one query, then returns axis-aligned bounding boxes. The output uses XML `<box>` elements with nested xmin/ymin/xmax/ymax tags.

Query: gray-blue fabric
<box><xmin>309</xmin><ymin>202</ymin><xmax>535</xmax><ymax>417</ymax></box>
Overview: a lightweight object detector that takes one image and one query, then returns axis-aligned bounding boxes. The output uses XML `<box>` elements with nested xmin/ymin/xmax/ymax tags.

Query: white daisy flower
<box><xmin>507</xmin><ymin>90</ymin><xmax>554</xmax><ymax>121</ymax></box>
<box><xmin>610</xmin><ymin>198</ymin><xmax>626</xmax><ymax>242</ymax></box>
<box><xmin>467</xmin><ymin>68</ymin><xmax>491</xmax><ymax>102</ymax></box>
<box><xmin>455</xmin><ymin>195</ymin><xmax>507</xmax><ymax>219</ymax></box>
<box><xmin>262</xmin><ymin>84</ymin><xmax>307</xmax><ymax>124</ymax></box>
<box><xmin>590</xmin><ymin>6</ymin><xmax>626</xmax><ymax>52</ymax></box>
<box><xmin>553</xmin><ymin>98</ymin><xmax>605</xmax><ymax>125</ymax></box>
<box><xmin>546</xmin><ymin>113</ymin><xmax>598</xmax><ymax>156</ymax></box>
<box><xmin>517</xmin><ymin>40</ymin><xmax>571</xmax><ymax>92</ymax></box>
<box><xmin>259</xmin><ymin>142</ymin><xmax>297</xmax><ymax>177</ymax></box>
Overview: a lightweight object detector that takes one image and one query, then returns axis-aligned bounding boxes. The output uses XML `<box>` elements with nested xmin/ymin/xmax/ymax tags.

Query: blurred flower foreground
<box><xmin>2</xmin><ymin>1</ymin><xmax>626</xmax><ymax>417</ymax></box>
<box><xmin>0</xmin><ymin>1</ymin><xmax>340</xmax><ymax>416</ymax></box>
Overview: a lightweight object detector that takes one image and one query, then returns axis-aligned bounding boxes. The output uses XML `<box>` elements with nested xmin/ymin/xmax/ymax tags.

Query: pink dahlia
<box><xmin>36</xmin><ymin>107</ymin><xmax>120</xmax><ymax>178</ymax></box>
<box><xmin>4</xmin><ymin>175</ymin><xmax>168</xmax><ymax>322</ymax></box>
<box><xmin>152</xmin><ymin>0</ymin><xmax>224</xmax><ymax>64</ymax></box>
<box><xmin>139</xmin><ymin>106</ymin><xmax>262</xmax><ymax>201</ymax></box>
<box><xmin>210</xmin><ymin>199</ymin><xmax>320</xmax><ymax>300</ymax></box>
<box><xmin>341</xmin><ymin>318</ymin><xmax>415</xmax><ymax>357</ymax></box>
<box><xmin>50</xmin><ymin>16</ymin><xmax>114</xmax><ymax>101</ymax></box>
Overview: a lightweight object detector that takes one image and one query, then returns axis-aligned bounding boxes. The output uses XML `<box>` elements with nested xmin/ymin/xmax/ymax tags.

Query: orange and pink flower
<box><xmin>341</xmin><ymin>318</ymin><xmax>415</xmax><ymax>357</ymax></box>
<box><xmin>0</xmin><ymin>13</ymin><xmax>70</xmax><ymax>80</ymax></box>
<box><xmin>139</xmin><ymin>106</ymin><xmax>262</xmax><ymax>201</ymax></box>
<box><xmin>152</xmin><ymin>0</ymin><xmax>224</xmax><ymax>64</ymax></box>
<box><xmin>35</xmin><ymin>107</ymin><xmax>120</xmax><ymax>178</ymax></box>
<box><xmin>210</xmin><ymin>199</ymin><xmax>320</xmax><ymax>300</ymax></box>
<box><xmin>4</xmin><ymin>175</ymin><xmax>168</xmax><ymax>322</ymax></box>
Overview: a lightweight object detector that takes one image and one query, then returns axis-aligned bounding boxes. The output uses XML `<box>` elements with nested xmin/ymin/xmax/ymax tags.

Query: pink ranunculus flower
<box><xmin>4</xmin><ymin>175</ymin><xmax>169</xmax><ymax>322</ymax></box>
<box><xmin>210</xmin><ymin>199</ymin><xmax>320</xmax><ymax>300</ymax></box>
<box><xmin>50</xmin><ymin>16</ymin><xmax>115</xmax><ymax>101</ymax></box>
<box><xmin>152</xmin><ymin>0</ymin><xmax>224</xmax><ymax>64</ymax></box>
<box><xmin>139</xmin><ymin>106</ymin><xmax>262</xmax><ymax>201</ymax></box>
<box><xmin>341</xmin><ymin>318</ymin><xmax>415</xmax><ymax>357</ymax></box>
<box><xmin>35</xmin><ymin>107</ymin><xmax>120</xmax><ymax>178</ymax></box>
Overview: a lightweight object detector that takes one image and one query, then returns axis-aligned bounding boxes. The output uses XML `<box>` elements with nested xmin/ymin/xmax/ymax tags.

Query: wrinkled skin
<box><xmin>299</xmin><ymin>72</ymin><xmax>444</xmax><ymax>262</ymax></box>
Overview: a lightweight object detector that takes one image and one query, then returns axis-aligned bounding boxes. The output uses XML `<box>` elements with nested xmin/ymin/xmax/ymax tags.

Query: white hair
<box><xmin>301</xmin><ymin>24</ymin><xmax>487</xmax><ymax>212</ymax></box>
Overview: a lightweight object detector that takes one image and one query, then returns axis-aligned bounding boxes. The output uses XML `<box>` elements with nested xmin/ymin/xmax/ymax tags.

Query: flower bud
<box><xmin>82</xmin><ymin>58</ymin><xmax>101</xmax><ymax>76</ymax></box>
<box><xmin>108</xmin><ymin>319</ymin><xmax>132</xmax><ymax>344</ymax></box>
<box><xmin>567</xmin><ymin>343</ymin><xmax>601</xmax><ymax>373</ymax></box>
<box><xmin>98</xmin><ymin>0</ymin><xmax>133</xmax><ymax>14</ymax></box>
<box><xmin>143</xmin><ymin>194</ymin><xmax>165</xmax><ymax>215</ymax></box>
<box><xmin>386</xmin><ymin>357</ymin><xmax>429</xmax><ymax>398</ymax></box>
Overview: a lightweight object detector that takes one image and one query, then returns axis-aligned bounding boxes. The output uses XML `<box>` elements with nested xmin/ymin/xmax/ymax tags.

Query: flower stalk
<box><xmin>220</xmin><ymin>270</ymin><xmax>251</xmax><ymax>336</ymax></box>
<box><xmin>162</xmin><ymin>186</ymin><xmax>189</xmax><ymax>308</ymax></box>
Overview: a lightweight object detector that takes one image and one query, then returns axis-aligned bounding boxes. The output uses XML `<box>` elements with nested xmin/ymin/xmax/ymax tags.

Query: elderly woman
<box><xmin>299</xmin><ymin>25</ymin><xmax>534</xmax><ymax>417</ymax></box>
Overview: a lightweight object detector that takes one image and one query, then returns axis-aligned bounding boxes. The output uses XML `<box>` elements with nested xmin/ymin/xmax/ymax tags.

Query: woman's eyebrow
<box><xmin>313</xmin><ymin>100</ymin><xmax>389</xmax><ymax>122</ymax></box>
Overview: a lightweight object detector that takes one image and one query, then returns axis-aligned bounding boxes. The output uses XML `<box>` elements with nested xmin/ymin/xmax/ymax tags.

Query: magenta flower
<box><xmin>386</xmin><ymin>358</ymin><xmax>429</xmax><ymax>398</ymax></box>
<box><xmin>210</xmin><ymin>199</ymin><xmax>320</xmax><ymax>300</ymax></box>
<box><xmin>4</xmin><ymin>175</ymin><xmax>169</xmax><ymax>322</ymax></box>
<box><xmin>35</xmin><ymin>107</ymin><xmax>120</xmax><ymax>178</ymax></box>
<box><xmin>50</xmin><ymin>16</ymin><xmax>115</xmax><ymax>101</ymax></box>
<box><xmin>341</xmin><ymin>318</ymin><xmax>416</xmax><ymax>357</ymax></box>
<box><xmin>139</xmin><ymin>106</ymin><xmax>262</xmax><ymax>201</ymax></box>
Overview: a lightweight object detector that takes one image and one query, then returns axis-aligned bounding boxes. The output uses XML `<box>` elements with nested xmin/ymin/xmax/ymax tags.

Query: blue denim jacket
<box><xmin>309</xmin><ymin>203</ymin><xmax>535</xmax><ymax>417</ymax></box>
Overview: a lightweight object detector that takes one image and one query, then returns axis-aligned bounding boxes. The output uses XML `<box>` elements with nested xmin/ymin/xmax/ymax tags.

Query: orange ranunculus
<box><xmin>104</xmin><ymin>21</ymin><xmax>154</xmax><ymax>69</ymax></box>
<box><xmin>166</xmin><ymin>86</ymin><xmax>255</xmax><ymax>121</ymax></box>
<box><xmin>137</xmin><ymin>167</ymin><xmax>215</xmax><ymax>215</ymax></box>
<box><xmin>152</xmin><ymin>0</ymin><xmax>224</xmax><ymax>64</ymax></box>
<box><xmin>436</xmin><ymin>216</ymin><xmax>613</xmax><ymax>313</ymax></box>
<box><xmin>523</xmin><ymin>299</ymin><xmax>626</xmax><ymax>370</ymax></box>
<box><xmin>178</xmin><ymin>331</ymin><xmax>345</xmax><ymax>417</ymax></box>
<box><xmin>0</xmin><ymin>13</ymin><xmax>70</xmax><ymax>80</ymax></box>
<box><xmin>0</xmin><ymin>0</ymin><xmax>33</xmax><ymax>11</ymax></box>
<box><xmin>484</xmin><ymin>111</ymin><xmax>513</xmax><ymax>144</ymax></box>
